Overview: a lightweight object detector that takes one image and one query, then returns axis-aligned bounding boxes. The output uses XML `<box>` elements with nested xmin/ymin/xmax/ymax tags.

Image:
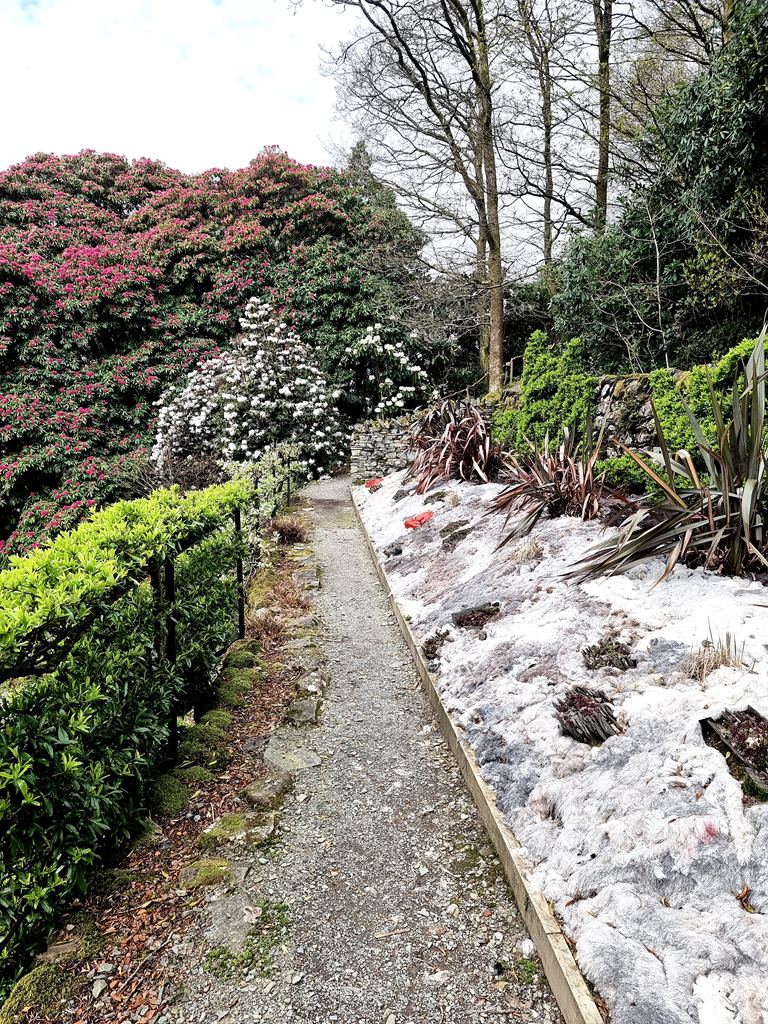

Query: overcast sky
<box><xmin>0</xmin><ymin>0</ymin><xmax>353</xmax><ymax>174</ymax></box>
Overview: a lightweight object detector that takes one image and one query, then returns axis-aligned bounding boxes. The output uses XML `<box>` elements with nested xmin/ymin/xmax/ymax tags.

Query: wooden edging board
<box><xmin>350</xmin><ymin>489</ymin><xmax>604</xmax><ymax>1024</ymax></box>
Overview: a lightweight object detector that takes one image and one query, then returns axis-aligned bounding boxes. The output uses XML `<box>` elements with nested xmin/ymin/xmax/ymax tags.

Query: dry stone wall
<box><xmin>595</xmin><ymin>374</ymin><xmax>656</xmax><ymax>449</ymax></box>
<box><xmin>350</xmin><ymin>416</ymin><xmax>415</xmax><ymax>479</ymax></box>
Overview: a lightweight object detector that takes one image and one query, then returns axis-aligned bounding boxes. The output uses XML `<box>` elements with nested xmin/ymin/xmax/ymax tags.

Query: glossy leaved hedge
<box><xmin>0</xmin><ymin>474</ymin><xmax>276</xmax><ymax>995</ymax></box>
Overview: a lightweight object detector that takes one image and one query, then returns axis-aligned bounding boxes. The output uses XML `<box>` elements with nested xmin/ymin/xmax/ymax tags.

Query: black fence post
<box><xmin>286</xmin><ymin>460</ymin><xmax>291</xmax><ymax>507</ymax></box>
<box><xmin>163</xmin><ymin>555</ymin><xmax>178</xmax><ymax>762</ymax></box>
<box><xmin>149</xmin><ymin>560</ymin><xmax>163</xmax><ymax>659</ymax></box>
<box><xmin>234</xmin><ymin>507</ymin><xmax>246</xmax><ymax>640</ymax></box>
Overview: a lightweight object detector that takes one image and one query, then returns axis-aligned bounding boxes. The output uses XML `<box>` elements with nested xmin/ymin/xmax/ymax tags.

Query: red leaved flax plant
<box><xmin>410</xmin><ymin>400</ymin><xmax>501</xmax><ymax>494</ymax></box>
<box><xmin>490</xmin><ymin>425</ymin><xmax>609</xmax><ymax>547</ymax></box>
<box><xmin>567</xmin><ymin>327</ymin><xmax>768</xmax><ymax>584</ymax></box>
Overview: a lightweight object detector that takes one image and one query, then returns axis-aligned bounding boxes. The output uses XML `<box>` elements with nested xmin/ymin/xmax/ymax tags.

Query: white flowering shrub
<box><xmin>343</xmin><ymin>323</ymin><xmax>433</xmax><ymax>419</ymax></box>
<box><xmin>153</xmin><ymin>299</ymin><xmax>347</xmax><ymax>478</ymax></box>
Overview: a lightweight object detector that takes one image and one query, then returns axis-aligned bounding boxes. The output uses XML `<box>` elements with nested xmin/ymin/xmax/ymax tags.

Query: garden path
<box><xmin>170</xmin><ymin>475</ymin><xmax>561</xmax><ymax>1024</ymax></box>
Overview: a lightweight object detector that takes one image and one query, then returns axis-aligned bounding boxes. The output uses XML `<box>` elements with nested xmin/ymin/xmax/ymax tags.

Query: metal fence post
<box><xmin>163</xmin><ymin>555</ymin><xmax>178</xmax><ymax>761</ymax></box>
<box><xmin>149</xmin><ymin>560</ymin><xmax>163</xmax><ymax>659</ymax></box>
<box><xmin>234</xmin><ymin>507</ymin><xmax>246</xmax><ymax>640</ymax></box>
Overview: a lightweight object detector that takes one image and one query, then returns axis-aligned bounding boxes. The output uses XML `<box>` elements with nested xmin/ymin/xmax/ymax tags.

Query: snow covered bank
<box><xmin>355</xmin><ymin>471</ymin><xmax>768</xmax><ymax>1024</ymax></box>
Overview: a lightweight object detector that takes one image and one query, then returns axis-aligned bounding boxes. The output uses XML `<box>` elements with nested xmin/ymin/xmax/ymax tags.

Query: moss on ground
<box><xmin>175</xmin><ymin>765</ymin><xmax>214</xmax><ymax>788</ymax></box>
<box><xmin>225</xmin><ymin>649</ymin><xmax>261</xmax><ymax>670</ymax></box>
<box><xmin>451</xmin><ymin>843</ymin><xmax>502</xmax><ymax>886</ymax></box>
<box><xmin>247</xmin><ymin>569</ymin><xmax>277</xmax><ymax>609</ymax></box>
<box><xmin>199</xmin><ymin>709</ymin><xmax>232</xmax><ymax>730</ymax></box>
<box><xmin>205</xmin><ymin>901</ymin><xmax>288</xmax><ymax>979</ymax></box>
<box><xmin>70</xmin><ymin>914</ymin><xmax>105</xmax><ymax>959</ymax></box>
<box><xmin>178</xmin><ymin>719</ymin><xmax>230</xmax><ymax>768</ymax></box>
<box><xmin>0</xmin><ymin>964</ymin><xmax>73</xmax><ymax>1023</ymax></box>
<box><xmin>216</xmin><ymin>668</ymin><xmax>255</xmax><ymax>708</ymax></box>
<box><xmin>147</xmin><ymin>771</ymin><xmax>190</xmax><ymax>817</ymax></box>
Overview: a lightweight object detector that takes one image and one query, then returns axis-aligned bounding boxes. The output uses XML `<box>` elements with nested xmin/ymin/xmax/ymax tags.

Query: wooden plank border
<box><xmin>351</xmin><ymin>489</ymin><xmax>604</xmax><ymax>1024</ymax></box>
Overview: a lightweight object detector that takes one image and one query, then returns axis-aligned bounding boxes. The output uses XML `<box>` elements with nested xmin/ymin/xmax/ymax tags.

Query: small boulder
<box><xmin>264</xmin><ymin>734</ymin><xmax>321</xmax><ymax>772</ymax></box>
<box><xmin>287</xmin><ymin>696</ymin><xmax>321</xmax><ymax>726</ymax></box>
<box><xmin>178</xmin><ymin>858</ymin><xmax>232</xmax><ymax>890</ymax></box>
<box><xmin>196</xmin><ymin>812</ymin><xmax>277</xmax><ymax>852</ymax></box>
<box><xmin>240</xmin><ymin>770</ymin><xmax>293</xmax><ymax>811</ymax></box>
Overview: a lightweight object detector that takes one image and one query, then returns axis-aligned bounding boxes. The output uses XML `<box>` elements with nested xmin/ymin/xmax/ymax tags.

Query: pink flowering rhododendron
<box><xmin>0</xmin><ymin>148</ymin><xmax>423</xmax><ymax>555</ymax></box>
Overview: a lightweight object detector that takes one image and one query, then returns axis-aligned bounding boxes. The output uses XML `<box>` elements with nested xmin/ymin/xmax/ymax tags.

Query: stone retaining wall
<box><xmin>595</xmin><ymin>374</ymin><xmax>656</xmax><ymax>449</ymax></box>
<box><xmin>350</xmin><ymin>416</ymin><xmax>415</xmax><ymax>479</ymax></box>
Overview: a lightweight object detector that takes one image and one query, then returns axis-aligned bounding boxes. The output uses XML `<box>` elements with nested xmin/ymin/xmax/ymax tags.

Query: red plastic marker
<box><xmin>365</xmin><ymin>477</ymin><xmax>384</xmax><ymax>489</ymax></box>
<box><xmin>404</xmin><ymin>511</ymin><xmax>434</xmax><ymax>529</ymax></box>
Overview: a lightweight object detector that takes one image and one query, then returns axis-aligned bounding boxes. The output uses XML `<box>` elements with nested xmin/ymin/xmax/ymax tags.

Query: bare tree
<box><xmin>501</xmin><ymin>0</ymin><xmax>586</xmax><ymax>285</ymax></box>
<box><xmin>592</xmin><ymin>0</ymin><xmax>613</xmax><ymax>229</ymax></box>
<box><xmin>627</xmin><ymin>0</ymin><xmax>733</xmax><ymax>67</ymax></box>
<box><xmin>325</xmin><ymin>0</ymin><xmax>510</xmax><ymax>391</ymax></box>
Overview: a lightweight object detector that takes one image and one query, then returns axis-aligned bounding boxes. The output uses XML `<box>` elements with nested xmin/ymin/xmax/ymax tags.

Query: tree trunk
<box><xmin>541</xmin><ymin>60</ymin><xmax>555</xmax><ymax>294</ymax></box>
<box><xmin>475</xmin><ymin>4</ymin><xmax>505</xmax><ymax>394</ymax></box>
<box><xmin>593</xmin><ymin>0</ymin><xmax>612</xmax><ymax>232</ymax></box>
<box><xmin>486</xmin><ymin>226</ymin><xmax>505</xmax><ymax>394</ymax></box>
<box><xmin>476</xmin><ymin>233</ymin><xmax>491</xmax><ymax>376</ymax></box>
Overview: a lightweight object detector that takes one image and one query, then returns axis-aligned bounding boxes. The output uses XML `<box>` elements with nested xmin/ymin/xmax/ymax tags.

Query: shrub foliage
<box><xmin>0</xmin><ymin>467</ymin><xmax>290</xmax><ymax>995</ymax></box>
<box><xmin>569</xmin><ymin>331</ymin><xmax>768</xmax><ymax>582</ymax></box>
<box><xmin>410</xmin><ymin>400</ymin><xmax>500</xmax><ymax>494</ymax></box>
<box><xmin>0</xmin><ymin>148</ymin><xmax>422</xmax><ymax>554</ymax></box>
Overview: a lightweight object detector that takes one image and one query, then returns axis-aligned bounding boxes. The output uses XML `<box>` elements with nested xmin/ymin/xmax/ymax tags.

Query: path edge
<box><xmin>350</xmin><ymin>489</ymin><xmax>604</xmax><ymax>1024</ymax></box>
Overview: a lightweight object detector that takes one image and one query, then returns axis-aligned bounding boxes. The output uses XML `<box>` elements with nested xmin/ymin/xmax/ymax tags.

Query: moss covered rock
<box><xmin>224</xmin><ymin>649</ymin><xmax>261</xmax><ymax>670</ymax></box>
<box><xmin>178</xmin><ymin>858</ymin><xmax>232</xmax><ymax>890</ymax></box>
<box><xmin>196</xmin><ymin>811</ymin><xmax>277</xmax><ymax>852</ymax></box>
<box><xmin>239</xmin><ymin>770</ymin><xmax>292</xmax><ymax>811</ymax></box>
<box><xmin>0</xmin><ymin>964</ymin><xmax>73</xmax><ymax>1023</ymax></box>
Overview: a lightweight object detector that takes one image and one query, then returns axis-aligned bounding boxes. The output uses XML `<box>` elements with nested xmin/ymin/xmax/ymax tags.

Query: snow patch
<box><xmin>356</xmin><ymin>471</ymin><xmax>768</xmax><ymax>1024</ymax></box>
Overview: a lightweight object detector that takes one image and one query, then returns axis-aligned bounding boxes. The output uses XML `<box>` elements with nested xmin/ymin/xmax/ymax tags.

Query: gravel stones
<box><xmin>161</xmin><ymin>477</ymin><xmax>561</xmax><ymax>1024</ymax></box>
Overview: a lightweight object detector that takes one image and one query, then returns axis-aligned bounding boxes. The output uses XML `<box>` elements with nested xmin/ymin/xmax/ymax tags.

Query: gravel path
<box><xmin>169</xmin><ymin>475</ymin><xmax>563</xmax><ymax>1024</ymax></box>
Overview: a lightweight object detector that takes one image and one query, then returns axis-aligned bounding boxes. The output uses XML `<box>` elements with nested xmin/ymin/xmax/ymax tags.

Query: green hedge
<box><xmin>491</xmin><ymin>332</ymin><xmax>595</xmax><ymax>449</ymax></box>
<box><xmin>648</xmin><ymin>336</ymin><xmax>760</xmax><ymax>454</ymax></box>
<box><xmin>0</xmin><ymin>481</ymin><xmax>253</xmax><ymax>683</ymax></box>
<box><xmin>0</xmin><ymin>472</ymin><xmax>293</xmax><ymax>996</ymax></box>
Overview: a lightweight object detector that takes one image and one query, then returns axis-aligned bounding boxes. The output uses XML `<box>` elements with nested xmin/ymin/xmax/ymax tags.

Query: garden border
<box><xmin>350</xmin><ymin>488</ymin><xmax>604</xmax><ymax>1024</ymax></box>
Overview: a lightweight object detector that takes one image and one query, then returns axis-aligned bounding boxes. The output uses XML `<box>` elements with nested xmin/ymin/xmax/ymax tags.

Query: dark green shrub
<box><xmin>0</xmin><ymin>472</ymin><xmax>287</xmax><ymax>996</ymax></box>
<box><xmin>594</xmin><ymin>455</ymin><xmax>654</xmax><ymax>494</ymax></box>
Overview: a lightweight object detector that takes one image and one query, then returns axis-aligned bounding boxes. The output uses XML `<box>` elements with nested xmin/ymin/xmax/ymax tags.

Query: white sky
<box><xmin>0</xmin><ymin>0</ymin><xmax>353</xmax><ymax>173</ymax></box>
